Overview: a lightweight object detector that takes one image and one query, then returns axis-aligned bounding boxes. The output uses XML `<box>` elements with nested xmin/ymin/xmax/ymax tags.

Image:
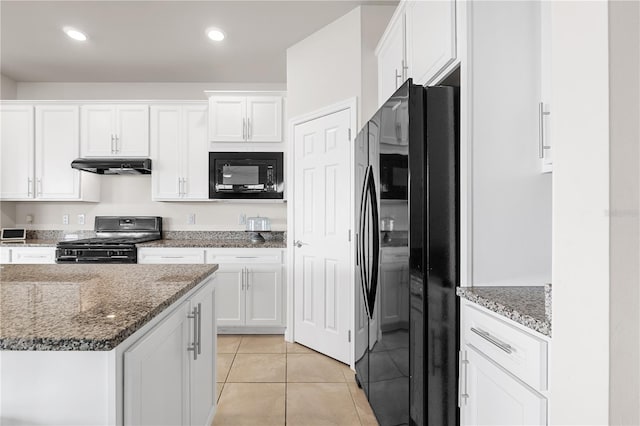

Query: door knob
<box><xmin>294</xmin><ymin>240</ymin><xmax>308</xmax><ymax>248</ymax></box>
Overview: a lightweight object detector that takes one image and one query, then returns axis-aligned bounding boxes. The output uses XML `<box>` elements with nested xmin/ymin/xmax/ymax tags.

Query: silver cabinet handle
<box><xmin>27</xmin><ymin>178</ymin><xmax>33</xmax><ymax>197</ymax></box>
<box><xmin>538</xmin><ymin>102</ymin><xmax>551</xmax><ymax>158</ymax></box>
<box><xmin>110</xmin><ymin>134</ymin><xmax>115</xmax><ymax>154</ymax></box>
<box><xmin>470</xmin><ymin>327</ymin><xmax>513</xmax><ymax>354</ymax></box>
<box><xmin>459</xmin><ymin>350</ymin><xmax>469</xmax><ymax>406</ymax></box>
<box><xmin>36</xmin><ymin>178</ymin><xmax>42</xmax><ymax>196</ymax></box>
<box><xmin>196</xmin><ymin>302</ymin><xmax>202</xmax><ymax>355</ymax></box>
<box><xmin>401</xmin><ymin>59</ymin><xmax>408</xmax><ymax>80</ymax></box>
<box><xmin>395</xmin><ymin>68</ymin><xmax>402</xmax><ymax>88</ymax></box>
<box><xmin>247</xmin><ymin>117</ymin><xmax>251</xmax><ymax>140</ymax></box>
<box><xmin>115</xmin><ymin>134</ymin><xmax>120</xmax><ymax>154</ymax></box>
<box><xmin>242</xmin><ymin>118</ymin><xmax>246</xmax><ymax>140</ymax></box>
<box><xmin>241</xmin><ymin>268</ymin><xmax>245</xmax><ymax>290</ymax></box>
<box><xmin>187</xmin><ymin>306</ymin><xmax>198</xmax><ymax>360</ymax></box>
<box><xmin>245</xmin><ymin>267</ymin><xmax>250</xmax><ymax>290</ymax></box>
<box><xmin>181</xmin><ymin>178</ymin><xmax>187</xmax><ymax>197</ymax></box>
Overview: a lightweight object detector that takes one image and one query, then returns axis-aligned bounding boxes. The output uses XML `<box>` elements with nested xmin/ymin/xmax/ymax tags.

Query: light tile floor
<box><xmin>213</xmin><ymin>335</ymin><xmax>379</xmax><ymax>426</ymax></box>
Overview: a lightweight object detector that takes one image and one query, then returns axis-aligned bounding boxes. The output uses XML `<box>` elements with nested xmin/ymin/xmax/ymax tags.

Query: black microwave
<box><xmin>209</xmin><ymin>152</ymin><xmax>284</xmax><ymax>199</ymax></box>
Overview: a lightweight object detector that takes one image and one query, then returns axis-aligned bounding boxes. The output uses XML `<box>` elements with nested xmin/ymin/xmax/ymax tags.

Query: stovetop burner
<box><xmin>55</xmin><ymin>216</ymin><xmax>162</xmax><ymax>264</ymax></box>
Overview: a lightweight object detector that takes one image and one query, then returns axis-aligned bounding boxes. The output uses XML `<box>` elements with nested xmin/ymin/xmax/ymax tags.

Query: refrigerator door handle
<box><xmin>366</xmin><ymin>166</ymin><xmax>380</xmax><ymax>316</ymax></box>
<box><xmin>358</xmin><ymin>165</ymin><xmax>372</xmax><ymax>318</ymax></box>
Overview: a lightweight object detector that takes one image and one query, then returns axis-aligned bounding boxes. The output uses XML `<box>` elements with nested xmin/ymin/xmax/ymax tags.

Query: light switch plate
<box><xmin>187</xmin><ymin>213</ymin><xmax>196</xmax><ymax>225</ymax></box>
<box><xmin>78</xmin><ymin>214</ymin><xmax>85</xmax><ymax>225</ymax></box>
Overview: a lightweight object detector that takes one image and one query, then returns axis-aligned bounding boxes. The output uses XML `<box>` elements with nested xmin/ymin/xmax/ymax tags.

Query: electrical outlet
<box><xmin>187</xmin><ymin>213</ymin><xmax>196</xmax><ymax>225</ymax></box>
<box><xmin>62</xmin><ymin>214</ymin><xmax>69</xmax><ymax>225</ymax></box>
<box><xmin>78</xmin><ymin>214</ymin><xmax>85</xmax><ymax>225</ymax></box>
<box><xmin>239</xmin><ymin>213</ymin><xmax>246</xmax><ymax>225</ymax></box>
<box><xmin>25</xmin><ymin>214</ymin><xmax>33</xmax><ymax>224</ymax></box>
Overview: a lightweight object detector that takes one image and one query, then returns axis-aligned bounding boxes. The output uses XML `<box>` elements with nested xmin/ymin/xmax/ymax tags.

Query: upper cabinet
<box><xmin>376</xmin><ymin>0</ymin><xmax>458</xmax><ymax>106</ymax></box>
<box><xmin>150</xmin><ymin>103</ymin><xmax>209</xmax><ymax>201</ymax></box>
<box><xmin>80</xmin><ymin>104</ymin><xmax>149</xmax><ymax>157</ymax></box>
<box><xmin>207</xmin><ymin>93</ymin><xmax>283</xmax><ymax>144</ymax></box>
<box><xmin>539</xmin><ymin>1</ymin><xmax>552</xmax><ymax>173</ymax></box>
<box><xmin>0</xmin><ymin>103</ymin><xmax>99</xmax><ymax>202</ymax></box>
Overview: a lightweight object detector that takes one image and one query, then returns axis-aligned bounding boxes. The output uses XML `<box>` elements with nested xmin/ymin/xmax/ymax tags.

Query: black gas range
<box><xmin>56</xmin><ymin>216</ymin><xmax>162</xmax><ymax>264</ymax></box>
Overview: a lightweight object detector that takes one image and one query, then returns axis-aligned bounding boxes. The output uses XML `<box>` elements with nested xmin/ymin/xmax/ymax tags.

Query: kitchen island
<box><xmin>0</xmin><ymin>263</ymin><xmax>218</xmax><ymax>426</ymax></box>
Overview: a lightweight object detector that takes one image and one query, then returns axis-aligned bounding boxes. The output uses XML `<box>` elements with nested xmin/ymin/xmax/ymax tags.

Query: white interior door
<box><xmin>293</xmin><ymin>108</ymin><xmax>352</xmax><ymax>364</ymax></box>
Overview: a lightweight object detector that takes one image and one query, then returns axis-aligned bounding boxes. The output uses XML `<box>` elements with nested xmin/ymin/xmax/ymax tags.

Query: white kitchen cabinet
<box><xmin>125</xmin><ymin>278</ymin><xmax>216</xmax><ymax>426</ymax></box>
<box><xmin>206</xmin><ymin>249</ymin><xmax>285</xmax><ymax>331</ymax></box>
<box><xmin>80</xmin><ymin>104</ymin><xmax>149</xmax><ymax>157</ymax></box>
<box><xmin>0</xmin><ymin>104</ymin><xmax>99</xmax><ymax>202</ymax></box>
<box><xmin>461</xmin><ymin>345</ymin><xmax>547</xmax><ymax>426</ymax></box>
<box><xmin>207</xmin><ymin>94</ymin><xmax>282</xmax><ymax>143</ymax></box>
<box><xmin>460</xmin><ymin>301</ymin><xmax>549</xmax><ymax>426</ymax></box>
<box><xmin>376</xmin><ymin>0</ymin><xmax>458</xmax><ymax>106</ymax></box>
<box><xmin>150</xmin><ymin>104</ymin><xmax>209</xmax><ymax>200</ymax></box>
<box><xmin>0</xmin><ymin>105</ymin><xmax>34</xmax><ymax>199</ymax></box>
<box><xmin>539</xmin><ymin>1</ymin><xmax>552</xmax><ymax>173</ymax></box>
<box><xmin>380</xmin><ymin>247</ymin><xmax>409</xmax><ymax>328</ymax></box>
<box><xmin>137</xmin><ymin>247</ymin><xmax>206</xmax><ymax>264</ymax></box>
<box><xmin>0</xmin><ymin>247</ymin><xmax>11</xmax><ymax>263</ymax></box>
<box><xmin>377</xmin><ymin>11</ymin><xmax>406</xmax><ymax>107</ymax></box>
<box><xmin>10</xmin><ymin>247</ymin><xmax>56</xmax><ymax>264</ymax></box>
<box><xmin>405</xmin><ymin>0</ymin><xmax>457</xmax><ymax>86</ymax></box>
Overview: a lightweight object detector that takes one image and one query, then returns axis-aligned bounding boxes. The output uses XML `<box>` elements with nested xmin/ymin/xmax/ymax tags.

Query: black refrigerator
<box><xmin>354</xmin><ymin>80</ymin><xmax>459</xmax><ymax>426</ymax></box>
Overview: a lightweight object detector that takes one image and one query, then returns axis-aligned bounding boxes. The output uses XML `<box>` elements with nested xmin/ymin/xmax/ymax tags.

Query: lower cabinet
<box><xmin>125</xmin><ymin>278</ymin><xmax>216</xmax><ymax>426</ymax></box>
<box><xmin>137</xmin><ymin>247</ymin><xmax>206</xmax><ymax>264</ymax></box>
<box><xmin>1</xmin><ymin>246</ymin><xmax>56</xmax><ymax>264</ymax></box>
<box><xmin>214</xmin><ymin>263</ymin><xmax>283</xmax><ymax>328</ymax></box>
<box><xmin>460</xmin><ymin>301</ymin><xmax>549</xmax><ymax>426</ymax></box>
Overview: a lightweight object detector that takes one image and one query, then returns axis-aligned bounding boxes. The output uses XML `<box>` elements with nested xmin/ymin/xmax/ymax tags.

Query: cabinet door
<box><xmin>0</xmin><ymin>247</ymin><xmax>11</xmax><ymax>263</ymax></box>
<box><xmin>125</xmin><ymin>302</ymin><xmax>191</xmax><ymax>426</ymax></box>
<box><xmin>182</xmin><ymin>105</ymin><xmax>209</xmax><ymax>199</ymax></box>
<box><xmin>245</xmin><ymin>264</ymin><xmax>283</xmax><ymax>326</ymax></box>
<box><xmin>116</xmin><ymin>104</ymin><xmax>149</xmax><ymax>156</ymax></box>
<box><xmin>208</xmin><ymin>96</ymin><xmax>246</xmax><ymax>142</ymax></box>
<box><xmin>540</xmin><ymin>1</ymin><xmax>552</xmax><ymax>173</ymax></box>
<box><xmin>214</xmin><ymin>264</ymin><xmax>245</xmax><ymax>326</ymax></box>
<box><xmin>377</xmin><ymin>14</ymin><xmax>406</xmax><ymax>106</ymax></box>
<box><xmin>0</xmin><ymin>105</ymin><xmax>34</xmax><ymax>199</ymax></box>
<box><xmin>380</xmin><ymin>263</ymin><xmax>404</xmax><ymax>327</ymax></box>
<box><xmin>461</xmin><ymin>346</ymin><xmax>547</xmax><ymax>426</ymax></box>
<box><xmin>11</xmin><ymin>247</ymin><xmax>56</xmax><ymax>264</ymax></box>
<box><xmin>151</xmin><ymin>105</ymin><xmax>183</xmax><ymax>200</ymax></box>
<box><xmin>81</xmin><ymin>105</ymin><xmax>115</xmax><ymax>157</ymax></box>
<box><xmin>189</xmin><ymin>280</ymin><xmax>217</xmax><ymax>426</ymax></box>
<box><xmin>246</xmin><ymin>96</ymin><xmax>282</xmax><ymax>142</ymax></box>
<box><xmin>34</xmin><ymin>105</ymin><xmax>81</xmax><ymax>200</ymax></box>
<box><xmin>405</xmin><ymin>0</ymin><xmax>456</xmax><ymax>85</ymax></box>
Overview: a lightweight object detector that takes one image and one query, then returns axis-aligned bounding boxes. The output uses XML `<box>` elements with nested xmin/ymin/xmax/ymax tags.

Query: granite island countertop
<box><xmin>0</xmin><ymin>263</ymin><xmax>218</xmax><ymax>351</ymax></box>
<box><xmin>456</xmin><ymin>285</ymin><xmax>552</xmax><ymax>337</ymax></box>
<box><xmin>1</xmin><ymin>239</ymin><xmax>59</xmax><ymax>247</ymax></box>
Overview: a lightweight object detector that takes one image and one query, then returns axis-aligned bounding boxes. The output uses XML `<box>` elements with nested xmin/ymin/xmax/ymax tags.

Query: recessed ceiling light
<box><xmin>64</xmin><ymin>27</ymin><xmax>87</xmax><ymax>42</ymax></box>
<box><xmin>206</xmin><ymin>28</ymin><xmax>225</xmax><ymax>42</ymax></box>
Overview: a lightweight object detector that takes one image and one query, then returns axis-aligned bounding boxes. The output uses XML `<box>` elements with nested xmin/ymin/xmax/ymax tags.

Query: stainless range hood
<box><xmin>71</xmin><ymin>158</ymin><xmax>152</xmax><ymax>175</ymax></box>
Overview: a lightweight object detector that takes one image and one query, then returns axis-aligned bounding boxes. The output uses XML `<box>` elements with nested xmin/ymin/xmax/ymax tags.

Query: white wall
<box><xmin>13</xmin><ymin>176</ymin><xmax>286</xmax><ymax>231</ymax></box>
<box><xmin>608</xmin><ymin>1</ymin><xmax>640</xmax><ymax>423</ymax></box>
<box><xmin>550</xmin><ymin>2</ymin><xmax>610</xmax><ymax>424</ymax></box>
<box><xmin>286</xmin><ymin>5</ymin><xmax>394</xmax><ymax>127</ymax></box>
<box><xmin>16</xmin><ymin>82</ymin><xmax>285</xmax><ymax>100</ymax></box>
<box><xmin>11</xmin><ymin>81</ymin><xmax>287</xmax><ymax>231</ymax></box>
<box><xmin>1</xmin><ymin>74</ymin><xmax>18</xmax><ymax>99</ymax></box>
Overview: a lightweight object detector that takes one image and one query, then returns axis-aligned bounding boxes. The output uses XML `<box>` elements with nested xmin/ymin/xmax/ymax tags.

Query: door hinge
<box><xmin>348</xmin><ymin>128</ymin><xmax>352</xmax><ymax>140</ymax></box>
<box><xmin>348</xmin><ymin>330</ymin><xmax>351</xmax><ymax>342</ymax></box>
<box><xmin>348</xmin><ymin>229</ymin><xmax>351</xmax><ymax>242</ymax></box>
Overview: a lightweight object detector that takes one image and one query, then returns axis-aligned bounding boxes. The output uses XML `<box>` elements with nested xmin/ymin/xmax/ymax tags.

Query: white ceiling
<box><xmin>1</xmin><ymin>0</ymin><xmax>397</xmax><ymax>83</ymax></box>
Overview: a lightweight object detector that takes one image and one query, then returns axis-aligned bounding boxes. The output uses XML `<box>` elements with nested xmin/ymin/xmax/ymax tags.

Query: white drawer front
<box><xmin>0</xmin><ymin>247</ymin><xmax>11</xmax><ymax>263</ymax></box>
<box><xmin>462</xmin><ymin>303</ymin><xmax>548</xmax><ymax>391</ymax></box>
<box><xmin>137</xmin><ymin>248</ymin><xmax>205</xmax><ymax>264</ymax></box>
<box><xmin>11</xmin><ymin>247</ymin><xmax>56</xmax><ymax>264</ymax></box>
<box><xmin>206</xmin><ymin>249</ymin><xmax>282</xmax><ymax>265</ymax></box>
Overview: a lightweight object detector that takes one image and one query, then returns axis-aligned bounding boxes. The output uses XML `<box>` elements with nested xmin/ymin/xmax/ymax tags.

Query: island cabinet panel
<box><xmin>125</xmin><ymin>278</ymin><xmax>217</xmax><ymax>426</ymax></box>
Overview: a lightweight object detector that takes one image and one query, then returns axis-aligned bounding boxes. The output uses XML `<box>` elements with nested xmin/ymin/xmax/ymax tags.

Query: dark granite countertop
<box><xmin>1</xmin><ymin>240</ymin><xmax>58</xmax><ymax>247</ymax></box>
<box><xmin>457</xmin><ymin>285</ymin><xmax>552</xmax><ymax>337</ymax></box>
<box><xmin>137</xmin><ymin>239</ymin><xmax>286</xmax><ymax>249</ymax></box>
<box><xmin>0</xmin><ymin>264</ymin><xmax>218</xmax><ymax>351</ymax></box>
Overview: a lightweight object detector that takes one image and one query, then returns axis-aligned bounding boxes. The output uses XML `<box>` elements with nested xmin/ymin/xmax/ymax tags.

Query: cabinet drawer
<box><xmin>0</xmin><ymin>247</ymin><xmax>11</xmax><ymax>263</ymax></box>
<box><xmin>137</xmin><ymin>248</ymin><xmax>205</xmax><ymax>264</ymax></box>
<box><xmin>11</xmin><ymin>247</ymin><xmax>56</xmax><ymax>264</ymax></box>
<box><xmin>206</xmin><ymin>249</ymin><xmax>282</xmax><ymax>265</ymax></box>
<box><xmin>462</xmin><ymin>303</ymin><xmax>548</xmax><ymax>391</ymax></box>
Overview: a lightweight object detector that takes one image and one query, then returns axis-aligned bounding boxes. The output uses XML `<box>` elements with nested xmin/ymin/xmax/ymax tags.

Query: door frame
<box><xmin>285</xmin><ymin>97</ymin><xmax>358</xmax><ymax>365</ymax></box>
